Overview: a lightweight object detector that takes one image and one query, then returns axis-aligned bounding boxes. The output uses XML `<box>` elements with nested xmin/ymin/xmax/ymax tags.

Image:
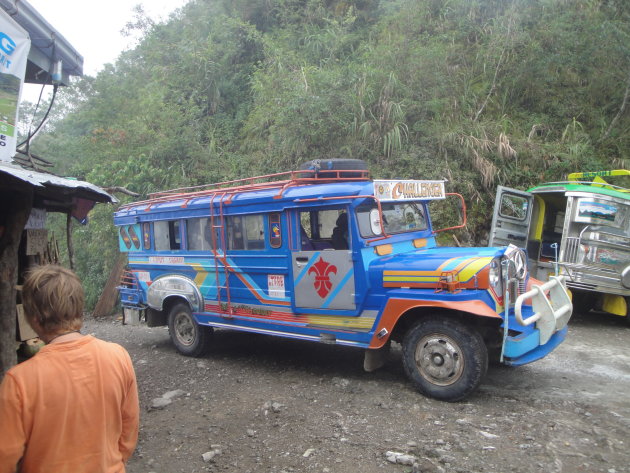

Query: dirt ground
<box><xmin>83</xmin><ymin>309</ymin><xmax>630</xmax><ymax>473</ymax></box>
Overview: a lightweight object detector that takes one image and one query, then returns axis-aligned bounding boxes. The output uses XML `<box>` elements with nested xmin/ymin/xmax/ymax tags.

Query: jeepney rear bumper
<box><xmin>502</xmin><ymin>276</ymin><xmax>572</xmax><ymax>366</ymax></box>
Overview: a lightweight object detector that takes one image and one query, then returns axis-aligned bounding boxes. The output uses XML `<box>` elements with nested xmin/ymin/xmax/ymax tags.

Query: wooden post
<box><xmin>0</xmin><ymin>189</ymin><xmax>33</xmax><ymax>379</ymax></box>
<box><xmin>66</xmin><ymin>213</ymin><xmax>74</xmax><ymax>270</ymax></box>
<box><xmin>93</xmin><ymin>254</ymin><xmax>126</xmax><ymax>317</ymax></box>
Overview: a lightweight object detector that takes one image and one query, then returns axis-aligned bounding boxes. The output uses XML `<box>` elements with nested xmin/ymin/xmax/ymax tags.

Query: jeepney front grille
<box><xmin>564</xmin><ymin>237</ymin><xmax>580</xmax><ymax>264</ymax></box>
<box><xmin>563</xmin><ymin>264</ymin><xmax>628</xmax><ymax>293</ymax></box>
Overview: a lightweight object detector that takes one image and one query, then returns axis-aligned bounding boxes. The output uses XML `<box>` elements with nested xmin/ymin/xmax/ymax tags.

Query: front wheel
<box><xmin>402</xmin><ymin>318</ymin><xmax>488</xmax><ymax>402</ymax></box>
<box><xmin>168</xmin><ymin>302</ymin><xmax>211</xmax><ymax>357</ymax></box>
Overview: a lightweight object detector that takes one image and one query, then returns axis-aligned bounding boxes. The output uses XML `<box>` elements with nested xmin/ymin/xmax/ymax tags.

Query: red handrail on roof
<box><xmin>119</xmin><ymin>168</ymin><xmax>371</xmax><ymax>210</ymax></box>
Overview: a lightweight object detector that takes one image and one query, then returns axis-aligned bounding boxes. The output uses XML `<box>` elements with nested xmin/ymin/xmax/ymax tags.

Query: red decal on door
<box><xmin>308</xmin><ymin>257</ymin><xmax>337</xmax><ymax>298</ymax></box>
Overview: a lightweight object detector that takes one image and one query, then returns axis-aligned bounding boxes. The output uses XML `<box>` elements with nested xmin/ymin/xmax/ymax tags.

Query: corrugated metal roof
<box><xmin>0</xmin><ymin>161</ymin><xmax>116</xmax><ymax>203</ymax></box>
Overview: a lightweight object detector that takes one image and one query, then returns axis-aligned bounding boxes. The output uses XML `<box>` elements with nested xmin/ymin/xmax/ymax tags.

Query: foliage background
<box><xmin>21</xmin><ymin>0</ymin><xmax>630</xmax><ymax>308</ymax></box>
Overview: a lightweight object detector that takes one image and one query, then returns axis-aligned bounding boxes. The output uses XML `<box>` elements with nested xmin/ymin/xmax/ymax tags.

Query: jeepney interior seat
<box><xmin>541</xmin><ymin>230</ymin><xmax>562</xmax><ymax>259</ymax></box>
<box><xmin>300</xmin><ymin>226</ymin><xmax>315</xmax><ymax>251</ymax></box>
<box><xmin>331</xmin><ymin>213</ymin><xmax>349</xmax><ymax>250</ymax></box>
<box><xmin>312</xmin><ymin>240</ymin><xmax>333</xmax><ymax>250</ymax></box>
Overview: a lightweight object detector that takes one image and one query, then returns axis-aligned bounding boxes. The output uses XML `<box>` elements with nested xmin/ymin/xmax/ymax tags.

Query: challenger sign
<box><xmin>374</xmin><ymin>179</ymin><xmax>446</xmax><ymax>202</ymax></box>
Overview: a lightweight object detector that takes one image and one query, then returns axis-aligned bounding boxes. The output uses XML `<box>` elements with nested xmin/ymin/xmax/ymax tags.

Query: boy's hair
<box><xmin>22</xmin><ymin>265</ymin><xmax>84</xmax><ymax>333</ymax></box>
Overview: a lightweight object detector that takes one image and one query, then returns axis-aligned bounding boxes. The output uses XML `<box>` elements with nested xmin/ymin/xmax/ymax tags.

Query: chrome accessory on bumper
<box><xmin>514</xmin><ymin>276</ymin><xmax>572</xmax><ymax>344</ymax></box>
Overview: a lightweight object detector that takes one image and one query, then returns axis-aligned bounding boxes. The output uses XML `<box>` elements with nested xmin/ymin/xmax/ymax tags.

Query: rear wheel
<box><xmin>402</xmin><ymin>318</ymin><xmax>488</xmax><ymax>402</ymax></box>
<box><xmin>168</xmin><ymin>302</ymin><xmax>211</xmax><ymax>357</ymax></box>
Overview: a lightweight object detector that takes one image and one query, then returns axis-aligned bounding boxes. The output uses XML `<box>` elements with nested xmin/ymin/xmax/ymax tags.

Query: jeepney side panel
<box><xmin>203</xmin><ymin>211</ymin><xmax>293</xmax><ymax>313</ymax></box>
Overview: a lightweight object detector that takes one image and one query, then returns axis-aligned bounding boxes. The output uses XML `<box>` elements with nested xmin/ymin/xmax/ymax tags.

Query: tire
<box><xmin>298</xmin><ymin>159</ymin><xmax>368</xmax><ymax>178</ymax></box>
<box><xmin>167</xmin><ymin>302</ymin><xmax>211</xmax><ymax>357</ymax></box>
<box><xmin>402</xmin><ymin>318</ymin><xmax>488</xmax><ymax>402</ymax></box>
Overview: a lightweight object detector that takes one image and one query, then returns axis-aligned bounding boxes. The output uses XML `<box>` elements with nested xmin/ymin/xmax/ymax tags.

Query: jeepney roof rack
<box><xmin>119</xmin><ymin>167</ymin><xmax>371</xmax><ymax>210</ymax></box>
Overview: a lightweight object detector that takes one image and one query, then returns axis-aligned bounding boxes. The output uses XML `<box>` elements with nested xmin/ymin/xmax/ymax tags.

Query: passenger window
<box><xmin>299</xmin><ymin>208</ymin><xmax>348</xmax><ymax>250</ymax></box>
<box><xmin>154</xmin><ymin>220</ymin><xmax>181</xmax><ymax>251</ymax></box>
<box><xmin>317</xmin><ymin>210</ymin><xmax>342</xmax><ymax>239</ymax></box>
<box><xmin>269</xmin><ymin>213</ymin><xmax>282</xmax><ymax>248</ymax></box>
<box><xmin>227</xmin><ymin>215</ymin><xmax>265</xmax><ymax>250</ymax></box>
<box><xmin>119</xmin><ymin>227</ymin><xmax>132</xmax><ymax>250</ymax></box>
<box><xmin>499</xmin><ymin>194</ymin><xmax>529</xmax><ymax>221</ymax></box>
<box><xmin>142</xmin><ymin>223</ymin><xmax>151</xmax><ymax>250</ymax></box>
<box><xmin>187</xmin><ymin>218</ymin><xmax>214</xmax><ymax>251</ymax></box>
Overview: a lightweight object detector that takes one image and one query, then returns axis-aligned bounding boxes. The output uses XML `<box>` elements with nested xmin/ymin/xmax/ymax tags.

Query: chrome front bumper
<box><xmin>514</xmin><ymin>276</ymin><xmax>573</xmax><ymax>344</ymax></box>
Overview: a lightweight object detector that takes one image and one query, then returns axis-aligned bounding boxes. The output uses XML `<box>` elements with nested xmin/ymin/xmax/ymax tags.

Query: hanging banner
<box><xmin>0</xmin><ymin>9</ymin><xmax>30</xmax><ymax>162</ymax></box>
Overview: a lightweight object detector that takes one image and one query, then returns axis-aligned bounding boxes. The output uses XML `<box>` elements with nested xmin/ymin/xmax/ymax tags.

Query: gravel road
<box><xmin>84</xmin><ymin>310</ymin><xmax>630</xmax><ymax>473</ymax></box>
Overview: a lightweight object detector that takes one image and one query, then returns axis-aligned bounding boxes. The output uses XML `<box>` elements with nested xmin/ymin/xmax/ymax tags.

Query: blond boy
<box><xmin>0</xmin><ymin>265</ymin><xmax>139</xmax><ymax>473</ymax></box>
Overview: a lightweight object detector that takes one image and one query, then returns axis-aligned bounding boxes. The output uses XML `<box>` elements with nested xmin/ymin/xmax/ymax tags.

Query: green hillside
<box><xmin>24</xmin><ymin>0</ymin><xmax>630</xmax><ymax>306</ymax></box>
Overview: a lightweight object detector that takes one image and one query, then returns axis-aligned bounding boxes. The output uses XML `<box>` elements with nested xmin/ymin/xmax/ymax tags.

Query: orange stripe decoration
<box><xmin>232</xmin><ymin>271</ymin><xmax>291</xmax><ymax>306</ymax></box>
<box><xmin>203</xmin><ymin>303</ymin><xmax>375</xmax><ymax>330</ymax></box>
<box><xmin>383</xmin><ymin>257</ymin><xmax>493</xmax><ymax>287</ymax></box>
<box><xmin>368</xmin><ymin>298</ymin><xmax>500</xmax><ymax>349</ymax></box>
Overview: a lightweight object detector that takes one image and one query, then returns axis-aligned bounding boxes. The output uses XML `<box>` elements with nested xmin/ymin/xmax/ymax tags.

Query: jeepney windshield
<box><xmin>357</xmin><ymin>201</ymin><xmax>428</xmax><ymax>237</ymax></box>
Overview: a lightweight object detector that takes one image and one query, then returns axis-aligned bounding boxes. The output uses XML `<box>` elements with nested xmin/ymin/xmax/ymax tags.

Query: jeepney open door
<box><xmin>489</xmin><ymin>186</ymin><xmax>534</xmax><ymax>248</ymax></box>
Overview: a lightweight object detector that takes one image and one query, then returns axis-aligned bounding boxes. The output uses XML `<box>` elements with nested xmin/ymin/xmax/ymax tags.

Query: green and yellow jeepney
<box><xmin>490</xmin><ymin>170</ymin><xmax>630</xmax><ymax>320</ymax></box>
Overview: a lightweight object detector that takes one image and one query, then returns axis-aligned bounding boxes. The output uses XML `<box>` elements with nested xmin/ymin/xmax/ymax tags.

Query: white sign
<box><xmin>26</xmin><ymin>229</ymin><xmax>47</xmax><ymax>255</ymax></box>
<box><xmin>374</xmin><ymin>180</ymin><xmax>446</xmax><ymax>202</ymax></box>
<box><xmin>25</xmin><ymin>208</ymin><xmax>46</xmax><ymax>229</ymax></box>
<box><xmin>268</xmin><ymin>274</ymin><xmax>285</xmax><ymax>299</ymax></box>
<box><xmin>0</xmin><ymin>9</ymin><xmax>30</xmax><ymax>162</ymax></box>
<box><xmin>148</xmin><ymin>256</ymin><xmax>185</xmax><ymax>265</ymax></box>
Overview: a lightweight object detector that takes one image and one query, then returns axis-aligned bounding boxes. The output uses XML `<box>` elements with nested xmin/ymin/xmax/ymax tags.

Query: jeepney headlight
<box><xmin>489</xmin><ymin>258</ymin><xmax>503</xmax><ymax>293</ymax></box>
<box><xmin>504</xmin><ymin>244</ymin><xmax>527</xmax><ymax>281</ymax></box>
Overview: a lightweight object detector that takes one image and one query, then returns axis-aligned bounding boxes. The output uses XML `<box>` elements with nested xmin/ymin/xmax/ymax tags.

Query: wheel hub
<box><xmin>174</xmin><ymin>312</ymin><xmax>195</xmax><ymax>346</ymax></box>
<box><xmin>432</xmin><ymin>354</ymin><xmax>445</xmax><ymax>366</ymax></box>
<box><xmin>415</xmin><ymin>334</ymin><xmax>463</xmax><ymax>386</ymax></box>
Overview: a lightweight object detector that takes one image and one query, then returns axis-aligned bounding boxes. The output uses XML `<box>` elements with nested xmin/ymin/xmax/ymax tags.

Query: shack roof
<box><xmin>0</xmin><ymin>162</ymin><xmax>116</xmax><ymax>219</ymax></box>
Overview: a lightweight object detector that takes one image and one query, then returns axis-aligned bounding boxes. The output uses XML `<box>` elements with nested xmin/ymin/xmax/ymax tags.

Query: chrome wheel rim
<box><xmin>415</xmin><ymin>333</ymin><xmax>464</xmax><ymax>386</ymax></box>
<box><xmin>174</xmin><ymin>311</ymin><xmax>195</xmax><ymax>346</ymax></box>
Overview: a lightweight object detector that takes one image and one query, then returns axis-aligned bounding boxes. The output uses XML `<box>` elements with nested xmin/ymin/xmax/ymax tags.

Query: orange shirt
<box><xmin>0</xmin><ymin>336</ymin><xmax>139</xmax><ymax>473</ymax></box>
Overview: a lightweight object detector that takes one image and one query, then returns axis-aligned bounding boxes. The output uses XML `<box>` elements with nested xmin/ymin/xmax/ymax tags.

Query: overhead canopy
<box><xmin>0</xmin><ymin>162</ymin><xmax>116</xmax><ymax>220</ymax></box>
<box><xmin>0</xmin><ymin>0</ymin><xmax>83</xmax><ymax>85</ymax></box>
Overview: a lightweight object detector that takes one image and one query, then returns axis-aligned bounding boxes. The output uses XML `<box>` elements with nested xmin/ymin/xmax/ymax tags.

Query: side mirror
<box><xmin>369</xmin><ymin>208</ymin><xmax>383</xmax><ymax>235</ymax></box>
<box><xmin>433</xmin><ymin>193</ymin><xmax>467</xmax><ymax>233</ymax></box>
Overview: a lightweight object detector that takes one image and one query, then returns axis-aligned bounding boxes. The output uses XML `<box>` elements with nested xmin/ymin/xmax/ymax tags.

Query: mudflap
<box><xmin>364</xmin><ymin>342</ymin><xmax>390</xmax><ymax>372</ymax></box>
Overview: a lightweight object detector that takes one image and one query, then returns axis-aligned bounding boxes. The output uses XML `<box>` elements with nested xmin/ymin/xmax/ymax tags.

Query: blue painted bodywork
<box><xmin>114</xmin><ymin>179</ymin><xmax>569</xmax><ymax>367</ymax></box>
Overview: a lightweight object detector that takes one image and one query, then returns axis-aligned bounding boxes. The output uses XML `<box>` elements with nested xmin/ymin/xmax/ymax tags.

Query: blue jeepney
<box><xmin>114</xmin><ymin>160</ymin><xmax>572</xmax><ymax>401</ymax></box>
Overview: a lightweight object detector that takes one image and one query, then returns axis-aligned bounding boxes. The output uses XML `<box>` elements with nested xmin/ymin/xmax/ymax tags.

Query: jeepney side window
<box><xmin>154</xmin><ymin>220</ymin><xmax>181</xmax><ymax>251</ymax></box>
<box><xmin>227</xmin><ymin>216</ymin><xmax>244</xmax><ymax>249</ymax></box>
<box><xmin>299</xmin><ymin>211</ymin><xmax>313</xmax><ymax>250</ymax></box>
<box><xmin>142</xmin><ymin>222</ymin><xmax>151</xmax><ymax>250</ymax></box>
<box><xmin>317</xmin><ymin>210</ymin><xmax>344</xmax><ymax>239</ymax></box>
<box><xmin>499</xmin><ymin>194</ymin><xmax>529</xmax><ymax>221</ymax></box>
<box><xmin>187</xmin><ymin>217</ymin><xmax>214</xmax><ymax>251</ymax></box>
<box><xmin>298</xmin><ymin>208</ymin><xmax>347</xmax><ymax>250</ymax></box>
<box><xmin>227</xmin><ymin>215</ymin><xmax>265</xmax><ymax>250</ymax></box>
<box><xmin>269</xmin><ymin>213</ymin><xmax>282</xmax><ymax>248</ymax></box>
<box><xmin>119</xmin><ymin>227</ymin><xmax>132</xmax><ymax>250</ymax></box>
<box><xmin>244</xmin><ymin>214</ymin><xmax>265</xmax><ymax>249</ymax></box>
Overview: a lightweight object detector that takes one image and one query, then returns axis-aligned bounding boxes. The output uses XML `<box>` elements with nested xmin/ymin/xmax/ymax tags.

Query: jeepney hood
<box><xmin>371</xmin><ymin>246</ymin><xmax>506</xmax><ymax>288</ymax></box>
